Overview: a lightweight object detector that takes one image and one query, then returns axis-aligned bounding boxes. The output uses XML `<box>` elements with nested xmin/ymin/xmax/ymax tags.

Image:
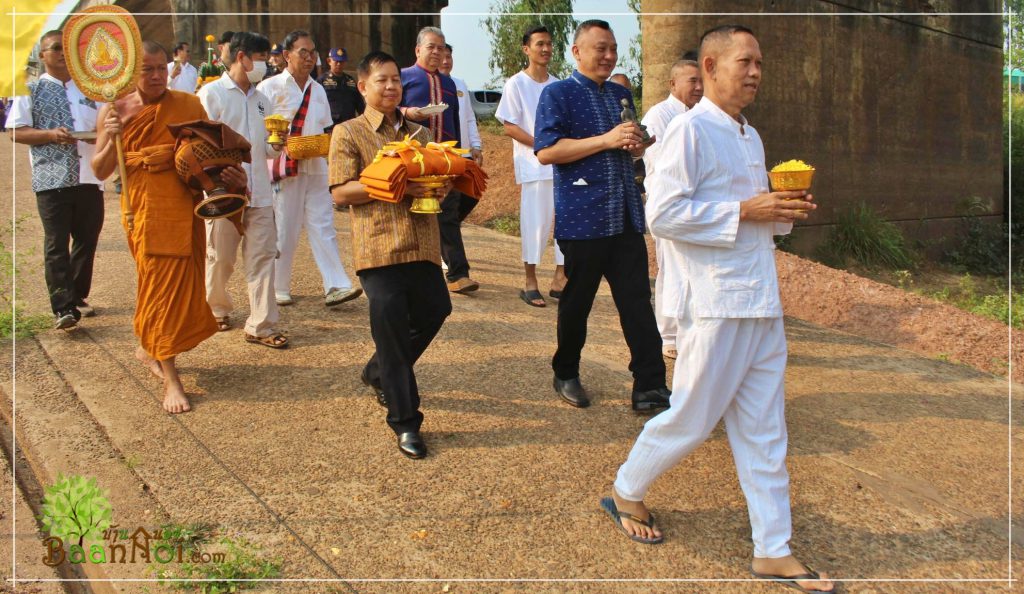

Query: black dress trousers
<box><xmin>552</xmin><ymin>231</ymin><xmax>666</xmax><ymax>392</ymax></box>
<box><xmin>359</xmin><ymin>261</ymin><xmax>452</xmax><ymax>435</ymax></box>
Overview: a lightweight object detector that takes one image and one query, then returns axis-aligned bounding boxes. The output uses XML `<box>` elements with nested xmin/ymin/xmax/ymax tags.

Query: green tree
<box><xmin>623</xmin><ymin>0</ymin><xmax>643</xmax><ymax>104</ymax></box>
<box><xmin>1007</xmin><ymin>0</ymin><xmax>1023</xmax><ymax>70</ymax></box>
<box><xmin>40</xmin><ymin>474</ymin><xmax>113</xmax><ymax>547</ymax></box>
<box><xmin>483</xmin><ymin>0</ymin><xmax>577</xmax><ymax>83</ymax></box>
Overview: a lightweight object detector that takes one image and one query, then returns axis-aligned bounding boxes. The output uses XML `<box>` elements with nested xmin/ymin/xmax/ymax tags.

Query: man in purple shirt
<box><xmin>400</xmin><ymin>26</ymin><xmax>480</xmax><ymax>295</ymax></box>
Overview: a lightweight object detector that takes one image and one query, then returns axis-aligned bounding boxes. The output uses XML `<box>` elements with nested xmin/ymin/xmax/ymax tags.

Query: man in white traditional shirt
<box><xmin>167</xmin><ymin>42</ymin><xmax>198</xmax><ymax>93</ymax></box>
<box><xmin>494</xmin><ymin>25</ymin><xmax>566</xmax><ymax>307</ymax></box>
<box><xmin>603</xmin><ymin>25</ymin><xmax>834</xmax><ymax>594</ymax></box>
<box><xmin>438</xmin><ymin>44</ymin><xmax>485</xmax><ymax>272</ymax></box>
<box><xmin>641</xmin><ymin>57</ymin><xmax>702</xmax><ymax>359</ymax></box>
<box><xmin>198</xmin><ymin>31</ymin><xmax>289</xmax><ymax>349</ymax></box>
<box><xmin>439</xmin><ymin>44</ymin><xmax>482</xmax><ymax>164</ymax></box>
<box><xmin>258</xmin><ymin>29</ymin><xmax>361</xmax><ymax>308</ymax></box>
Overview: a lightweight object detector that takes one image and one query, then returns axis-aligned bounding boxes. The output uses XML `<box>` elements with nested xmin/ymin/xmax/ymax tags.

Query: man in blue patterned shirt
<box><xmin>8</xmin><ymin>30</ymin><xmax>104</xmax><ymax>329</ymax></box>
<box><xmin>534</xmin><ymin>20</ymin><xmax>669</xmax><ymax>413</ymax></box>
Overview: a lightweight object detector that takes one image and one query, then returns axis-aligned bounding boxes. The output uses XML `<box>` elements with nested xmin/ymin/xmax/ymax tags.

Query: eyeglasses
<box><xmin>291</xmin><ymin>48</ymin><xmax>317</xmax><ymax>60</ymax></box>
<box><xmin>42</xmin><ymin>43</ymin><xmax>63</xmax><ymax>53</ymax></box>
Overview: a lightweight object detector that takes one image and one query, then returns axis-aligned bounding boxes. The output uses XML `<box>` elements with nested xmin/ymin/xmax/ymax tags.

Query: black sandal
<box><xmin>599</xmin><ymin>497</ymin><xmax>663</xmax><ymax>544</ymax></box>
<box><xmin>750</xmin><ymin>564</ymin><xmax>835</xmax><ymax>593</ymax></box>
<box><xmin>519</xmin><ymin>289</ymin><xmax>546</xmax><ymax>307</ymax></box>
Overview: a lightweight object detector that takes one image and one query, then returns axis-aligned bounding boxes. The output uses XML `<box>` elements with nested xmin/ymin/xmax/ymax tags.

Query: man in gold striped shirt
<box><xmin>328</xmin><ymin>50</ymin><xmax>452</xmax><ymax>460</ymax></box>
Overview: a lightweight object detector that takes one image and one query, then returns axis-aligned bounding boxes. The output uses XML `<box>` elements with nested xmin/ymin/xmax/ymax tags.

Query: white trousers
<box><xmin>614</xmin><ymin>298</ymin><xmax>792</xmax><ymax>558</ymax></box>
<box><xmin>520</xmin><ymin>179</ymin><xmax>564</xmax><ymax>266</ymax></box>
<box><xmin>273</xmin><ymin>173</ymin><xmax>352</xmax><ymax>295</ymax></box>
<box><xmin>205</xmin><ymin>206</ymin><xmax>280</xmax><ymax>337</ymax></box>
<box><xmin>653</xmin><ymin>238</ymin><xmax>678</xmax><ymax>346</ymax></box>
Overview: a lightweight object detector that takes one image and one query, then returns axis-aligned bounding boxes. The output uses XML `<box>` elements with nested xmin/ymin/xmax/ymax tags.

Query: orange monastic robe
<box><xmin>121</xmin><ymin>90</ymin><xmax>217</xmax><ymax>360</ymax></box>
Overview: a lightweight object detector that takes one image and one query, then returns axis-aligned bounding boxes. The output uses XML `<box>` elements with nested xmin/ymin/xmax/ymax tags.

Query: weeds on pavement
<box><xmin>0</xmin><ymin>217</ymin><xmax>50</xmax><ymax>338</ymax></box>
<box><xmin>485</xmin><ymin>213</ymin><xmax>521</xmax><ymax>237</ymax></box>
<box><xmin>156</xmin><ymin>532</ymin><xmax>281</xmax><ymax>594</ymax></box>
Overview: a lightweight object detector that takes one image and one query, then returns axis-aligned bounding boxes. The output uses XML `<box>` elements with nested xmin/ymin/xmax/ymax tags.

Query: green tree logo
<box><xmin>40</xmin><ymin>474</ymin><xmax>113</xmax><ymax>546</ymax></box>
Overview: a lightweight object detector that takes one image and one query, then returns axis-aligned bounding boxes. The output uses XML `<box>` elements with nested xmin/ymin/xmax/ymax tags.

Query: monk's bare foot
<box><xmin>752</xmin><ymin>555</ymin><xmax>834</xmax><ymax>593</ymax></box>
<box><xmin>135</xmin><ymin>347</ymin><xmax>163</xmax><ymax>380</ymax></box>
<box><xmin>162</xmin><ymin>380</ymin><xmax>191</xmax><ymax>414</ymax></box>
<box><xmin>611</xmin><ymin>490</ymin><xmax>662</xmax><ymax>541</ymax></box>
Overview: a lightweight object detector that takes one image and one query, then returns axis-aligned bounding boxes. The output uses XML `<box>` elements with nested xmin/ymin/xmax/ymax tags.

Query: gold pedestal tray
<box><xmin>264</xmin><ymin>115</ymin><xmax>290</xmax><ymax>145</ymax></box>
<box><xmin>408</xmin><ymin>174</ymin><xmax>454</xmax><ymax>214</ymax></box>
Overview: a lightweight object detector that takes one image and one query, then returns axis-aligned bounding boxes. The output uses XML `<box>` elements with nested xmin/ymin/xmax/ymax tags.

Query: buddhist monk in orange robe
<box><xmin>93</xmin><ymin>41</ymin><xmax>247</xmax><ymax>413</ymax></box>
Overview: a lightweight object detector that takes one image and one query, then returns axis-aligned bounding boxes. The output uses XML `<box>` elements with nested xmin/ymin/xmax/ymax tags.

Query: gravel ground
<box><xmin>2</xmin><ymin>134</ymin><xmax>1021</xmax><ymax>594</ymax></box>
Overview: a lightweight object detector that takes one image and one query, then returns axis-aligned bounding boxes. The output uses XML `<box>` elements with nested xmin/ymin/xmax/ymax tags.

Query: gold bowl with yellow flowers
<box><xmin>768</xmin><ymin>159</ymin><xmax>815</xmax><ymax>191</ymax></box>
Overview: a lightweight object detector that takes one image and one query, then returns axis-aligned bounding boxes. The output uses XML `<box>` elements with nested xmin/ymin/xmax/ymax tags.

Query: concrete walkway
<box><xmin>1</xmin><ymin>139</ymin><xmax>1020</xmax><ymax>593</ymax></box>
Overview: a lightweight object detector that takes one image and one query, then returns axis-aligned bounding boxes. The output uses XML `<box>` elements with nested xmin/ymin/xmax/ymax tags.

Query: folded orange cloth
<box><xmin>358</xmin><ymin>136</ymin><xmax>488</xmax><ymax>204</ymax></box>
<box><xmin>455</xmin><ymin>159</ymin><xmax>488</xmax><ymax>199</ymax></box>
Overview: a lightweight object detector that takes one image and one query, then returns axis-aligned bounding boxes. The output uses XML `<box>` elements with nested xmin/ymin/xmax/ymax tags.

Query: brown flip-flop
<box><xmin>245</xmin><ymin>332</ymin><xmax>289</xmax><ymax>349</ymax></box>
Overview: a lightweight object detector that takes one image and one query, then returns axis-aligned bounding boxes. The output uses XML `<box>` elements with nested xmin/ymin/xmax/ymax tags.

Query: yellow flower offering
<box><xmin>768</xmin><ymin>159</ymin><xmax>815</xmax><ymax>191</ymax></box>
<box><xmin>205</xmin><ymin>34</ymin><xmax>216</xmax><ymax>43</ymax></box>
<box><xmin>771</xmin><ymin>159</ymin><xmax>814</xmax><ymax>172</ymax></box>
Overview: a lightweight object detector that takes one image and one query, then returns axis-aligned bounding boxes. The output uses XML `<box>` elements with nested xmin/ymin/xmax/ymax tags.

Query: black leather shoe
<box><xmin>398</xmin><ymin>432</ymin><xmax>427</xmax><ymax>459</ymax></box>
<box><xmin>360</xmin><ymin>367</ymin><xmax>387</xmax><ymax>408</ymax></box>
<box><xmin>632</xmin><ymin>387</ymin><xmax>671</xmax><ymax>414</ymax></box>
<box><xmin>553</xmin><ymin>376</ymin><xmax>590</xmax><ymax>408</ymax></box>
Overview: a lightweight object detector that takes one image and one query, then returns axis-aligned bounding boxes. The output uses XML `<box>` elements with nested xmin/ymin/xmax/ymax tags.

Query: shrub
<box><xmin>817</xmin><ymin>202</ymin><xmax>916</xmax><ymax>269</ymax></box>
<box><xmin>476</xmin><ymin>115</ymin><xmax>505</xmax><ymax>137</ymax></box>
<box><xmin>485</xmin><ymin>214</ymin><xmax>520</xmax><ymax>237</ymax></box>
<box><xmin>927</xmin><ymin>273</ymin><xmax>1023</xmax><ymax>329</ymax></box>
<box><xmin>944</xmin><ymin>196</ymin><xmax>1009</xmax><ymax>275</ymax></box>
<box><xmin>773</xmin><ymin>233</ymin><xmax>794</xmax><ymax>253</ymax></box>
<box><xmin>1006</xmin><ymin>92</ymin><xmax>1024</xmax><ymax>275</ymax></box>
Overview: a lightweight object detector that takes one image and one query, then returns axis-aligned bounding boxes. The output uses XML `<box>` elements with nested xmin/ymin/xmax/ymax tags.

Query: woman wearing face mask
<box><xmin>196</xmin><ymin>31</ymin><xmax>290</xmax><ymax>349</ymax></box>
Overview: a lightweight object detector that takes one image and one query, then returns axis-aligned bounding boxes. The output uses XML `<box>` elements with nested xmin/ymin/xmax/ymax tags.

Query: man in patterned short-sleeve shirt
<box><xmin>534</xmin><ymin>20</ymin><xmax>669</xmax><ymax>413</ymax></box>
<box><xmin>8</xmin><ymin>30</ymin><xmax>104</xmax><ymax>329</ymax></box>
<box><xmin>329</xmin><ymin>50</ymin><xmax>452</xmax><ymax>461</ymax></box>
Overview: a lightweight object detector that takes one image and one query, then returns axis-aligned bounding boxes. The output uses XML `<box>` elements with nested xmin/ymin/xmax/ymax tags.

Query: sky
<box><xmin>441</xmin><ymin>0</ymin><xmax>640</xmax><ymax>90</ymax></box>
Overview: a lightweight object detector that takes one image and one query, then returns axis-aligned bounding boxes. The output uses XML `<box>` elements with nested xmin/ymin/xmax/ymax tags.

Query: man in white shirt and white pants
<box><xmin>258</xmin><ymin>30</ymin><xmax>360</xmax><ymax>308</ymax></box>
<box><xmin>603</xmin><ymin>25</ymin><xmax>834</xmax><ymax>594</ymax></box>
<box><xmin>494</xmin><ymin>25</ymin><xmax>566</xmax><ymax>307</ymax></box>
<box><xmin>168</xmin><ymin>42</ymin><xmax>199</xmax><ymax>93</ymax></box>
<box><xmin>198</xmin><ymin>31</ymin><xmax>289</xmax><ymax>348</ymax></box>
<box><xmin>641</xmin><ymin>57</ymin><xmax>703</xmax><ymax>358</ymax></box>
<box><xmin>439</xmin><ymin>44</ymin><xmax>481</xmax><ymax>164</ymax></box>
<box><xmin>439</xmin><ymin>43</ymin><xmax>485</xmax><ymax>277</ymax></box>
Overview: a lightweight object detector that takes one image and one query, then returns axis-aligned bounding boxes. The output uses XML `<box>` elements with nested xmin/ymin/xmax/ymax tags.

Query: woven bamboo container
<box><xmin>286</xmin><ymin>134</ymin><xmax>331</xmax><ymax>159</ymax></box>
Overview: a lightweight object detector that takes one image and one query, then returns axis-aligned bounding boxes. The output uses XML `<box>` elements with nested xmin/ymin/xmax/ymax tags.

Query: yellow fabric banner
<box><xmin>0</xmin><ymin>0</ymin><xmax>71</xmax><ymax>97</ymax></box>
